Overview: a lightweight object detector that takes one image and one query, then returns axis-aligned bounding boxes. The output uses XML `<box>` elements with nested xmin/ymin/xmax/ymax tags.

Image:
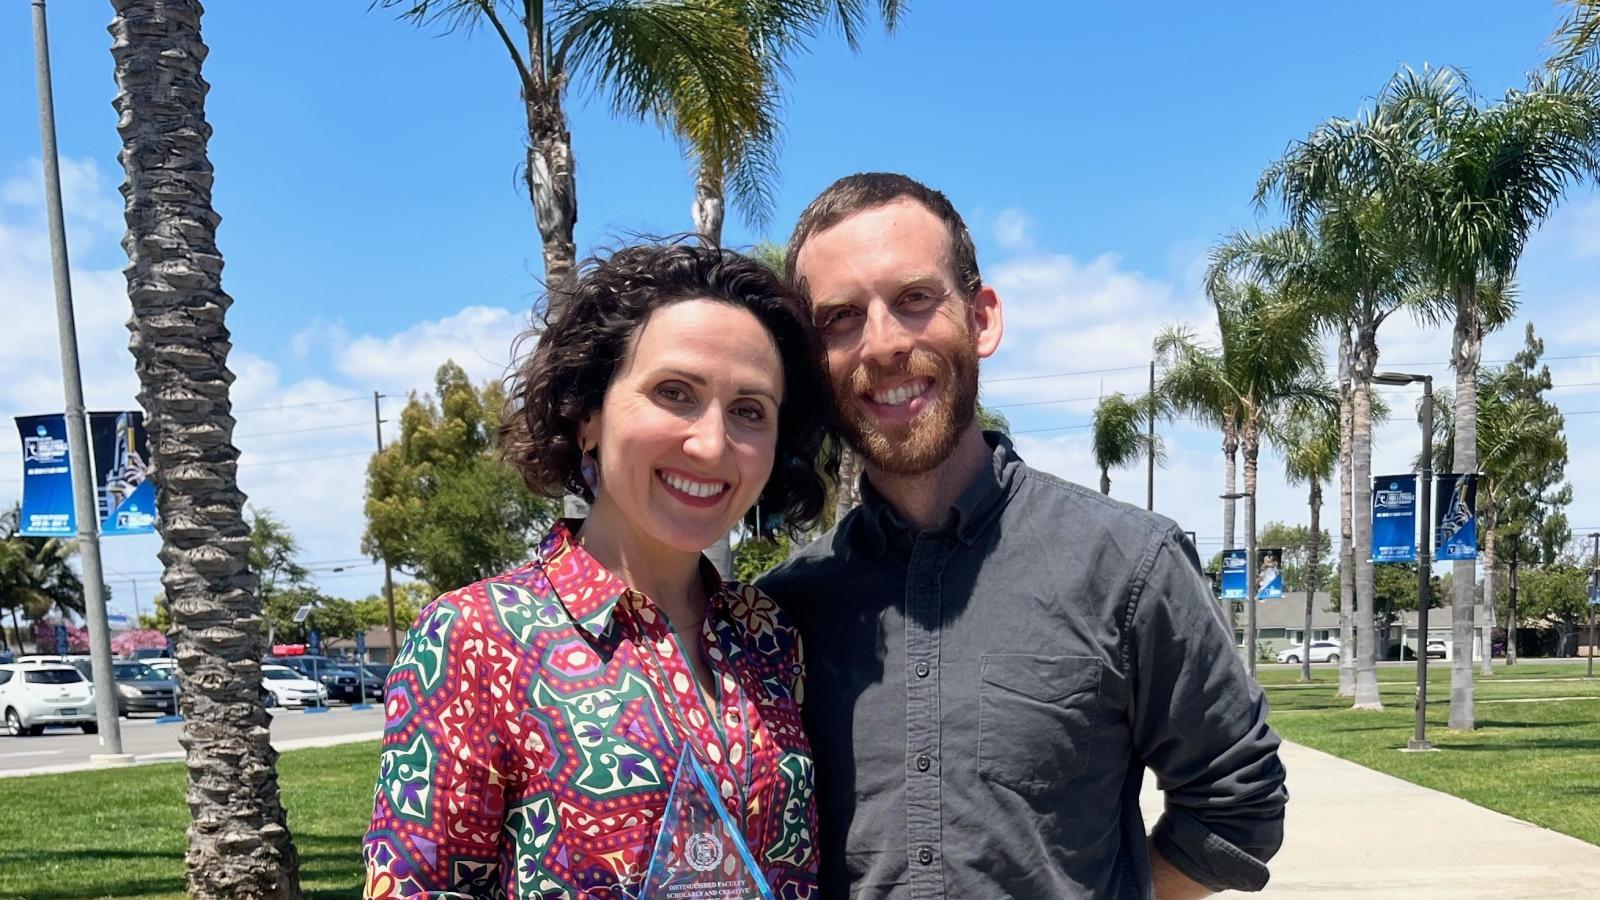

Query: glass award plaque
<box><xmin>639</xmin><ymin>744</ymin><xmax>775</xmax><ymax>900</ymax></box>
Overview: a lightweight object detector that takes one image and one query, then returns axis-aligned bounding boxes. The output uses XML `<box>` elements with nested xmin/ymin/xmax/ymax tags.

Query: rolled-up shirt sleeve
<box><xmin>1129</xmin><ymin>526</ymin><xmax>1288</xmax><ymax>893</ymax></box>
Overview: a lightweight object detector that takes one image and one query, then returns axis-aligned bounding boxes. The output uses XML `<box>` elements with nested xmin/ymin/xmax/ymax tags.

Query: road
<box><xmin>0</xmin><ymin>704</ymin><xmax>383</xmax><ymax>777</ymax></box>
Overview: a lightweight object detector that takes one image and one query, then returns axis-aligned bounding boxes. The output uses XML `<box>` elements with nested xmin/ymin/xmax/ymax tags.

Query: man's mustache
<box><xmin>840</xmin><ymin>351</ymin><xmax>947</xmax><ymax>397</ymax></box>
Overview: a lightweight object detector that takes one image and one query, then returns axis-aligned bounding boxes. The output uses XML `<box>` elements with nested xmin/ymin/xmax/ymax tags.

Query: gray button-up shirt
<box><xmin>759</xmin><ymin>433</ymin><xmax>1287</xmax><ymax>899</ymax></box>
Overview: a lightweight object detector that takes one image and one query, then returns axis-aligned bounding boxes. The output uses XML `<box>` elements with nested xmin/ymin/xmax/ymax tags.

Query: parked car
<box><xmin>145</xmin><ymin>658</ymin><xmax>178</xmax><ymax>679</ymax></box>
<box><xmin>0</xmin><ymin>662</ymin><xmax>97</xmax><ymax>735</ymax></box>
<box><xmin>1276</xmin><ymin>640</ymin><xmax>1342</xmax><ymax>665</ymax></box>
<box><xmin>67</xmin><ymin>660</ymin><xmax>176</xmax><ymax>716</ymax></box>
<box><xmin>268</xmin><ymin>655</ymin><xmax>365</xmax><ymax>704</ymax></box>
<box><xmin>1426</xmin><ymin>639</ymin><xmax>1447</xmax><ymax>659</ymax></box>
<box><xmin>129</xmin><ymin>647</ymin><xmax>172</xmax><ymax>661</ymax></box>
<box><xmin>260</xmin><ymin>664</ymin><xmax>327</xmax><ymax>708</ymax></box>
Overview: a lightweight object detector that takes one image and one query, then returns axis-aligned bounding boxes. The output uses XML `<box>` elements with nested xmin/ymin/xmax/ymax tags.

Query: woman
<box><xmin>363</xmin><ymin>244</ymin><xmax>829</xmax><ymax>899</ymax></box>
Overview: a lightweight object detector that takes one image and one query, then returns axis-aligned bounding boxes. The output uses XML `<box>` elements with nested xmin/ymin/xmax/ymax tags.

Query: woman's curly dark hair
<box><xmin>502</xmin><ymin>243</ymin><xmax>831</xmax><ymax>538</ymax></box>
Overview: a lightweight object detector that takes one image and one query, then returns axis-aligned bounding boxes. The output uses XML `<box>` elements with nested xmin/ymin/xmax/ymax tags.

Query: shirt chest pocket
<box><xmin>978</xmin><ymin>654</ymin><xmax>1102</xmax><ymax>794</ymax></box>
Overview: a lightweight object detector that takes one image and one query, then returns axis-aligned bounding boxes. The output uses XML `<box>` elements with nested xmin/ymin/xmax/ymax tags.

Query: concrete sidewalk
<box><xmin>1142</xmin><ymin>741</ymin><xmax>1600</xmax><ymax>898</ymax></box>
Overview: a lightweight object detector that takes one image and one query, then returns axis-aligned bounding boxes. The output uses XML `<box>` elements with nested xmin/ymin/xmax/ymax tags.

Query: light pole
<box><xmin>1222</xmin><ymin>490</ymin><xmax>1257</xmax><ymax>676</ymax></box>
<box><xmin>1588</xmin><ymin>532</ymin><xmax>1598</xmax><ymax>680</ymax></box>
<box><xmin>1374</xmin><ymin>371</ymin><xmax>1434</xmax><ymax>750</ymax></box>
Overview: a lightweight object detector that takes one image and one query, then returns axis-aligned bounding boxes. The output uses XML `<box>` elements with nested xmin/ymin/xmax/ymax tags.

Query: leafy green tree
<box><xmin>1092</xmin><ymin>393</ymin><xmax>1159</xmax><ymax>497</ymax></box>
<box><xmin>111</xmin><ymin>1</ymin><xmax>299</xmax><ymax>892</ymax></box>
<box><xmin>733</xmin><ymin>535</ymin><xmax>790</xmax><ymax>584</ymax></box>
<box><xmin>365</xmin><ymin>362</ymin><xmax>557</xmax><ymax>592</ymax></box>
<box><xmin>355</xmin><ymin>583</ymin><xmax>427</xmax><ymax>635</ymax></box>
<box><xmin>1257</xmin><ymin>522</ymin><xmax>1334</xmax><ymax>596</ymax></box>
<box><xmin>1520</xmin><ymin>556</ymin><xmax>1590</xmax><ymax>657</ymax></box>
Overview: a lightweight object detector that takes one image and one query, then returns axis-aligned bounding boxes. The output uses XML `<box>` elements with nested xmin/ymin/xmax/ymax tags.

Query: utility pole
<box><xmin>1588</xmin><ymin>531</ymin><xmax>1598</xmax><ymax>680</ymax></box>
<box><xmin>1411</xmin><ymin>377</ymin><xmax>1434</xmax><ymax>750</ymax></box>
<box><xmin>373</xmin><ymin>392</ymin><xmax>399</xmax><ymax>662</ymax></box>
<box><xmin>32</xmin><ymin>0</ymin><xmax>126</xmax><ymax>760</ymax></box>
<box><xmin>1146</xmin><ymin>358</ymin><xmax>1156</xmax><ymax>511</ymax></box>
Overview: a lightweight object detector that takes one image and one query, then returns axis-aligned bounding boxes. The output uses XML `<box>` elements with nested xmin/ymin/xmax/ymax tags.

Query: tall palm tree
<box><xmin>380</xmin><ymin>0</ymin><xmax>768</xmax><ymax>303</ymax></box>
<box><xmin>1157</xmin><ymin>278</ymin><xmax>1333</xmax><ymax>667</ymax></box>
<box><xmin>1275</xmin><ymin>399</ymin><xmax>1339</xmax><ymax>683</ymax></box>
<box><xmin>1092</xmin><ymin>393</ymin><xmax>1156</xmax><ymax>496</ymax></box>
<box><xmin>110</xmin><ymin>2</ymin><xmax>300</xmax><ymax>896</ymax></box>
<box><xmin>1210</xmin><ymin>207</ymin><xmax>1424</xmax><ymax>706</ymax></box>
<box><xmin>1430</xmin><ymin>324</ymin><xmax>1570</xmax><ymax>674</ymax></box>
<box><xmin>1376</xmin><ymin>64</ymin><xmax>1599</xmax><ymax>728</ymax></box>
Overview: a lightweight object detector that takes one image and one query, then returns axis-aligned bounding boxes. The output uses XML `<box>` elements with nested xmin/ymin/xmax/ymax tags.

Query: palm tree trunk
<box><xmin>1351</xmin><ymin>324</ymin><xmax>1382</xmax><ymax>709</ymax></box>
<box><xmin>1222</xmin><ymin>427</ymin><xmax>1239</xmax><ymax>550</ymax></box>
<box><xmin>1242</xmin><ymin>424</ymin><xmax>1260</xmax><ymax>670</ymax></box>
<box><xmin>692</xmin><ymin>160</ymin><xmax>726</xmax><ymax>248</ymax></box>
<box><xmin>1479</xmin><ymin>508</ymin><xmax>1498</xmax><ymax>675</ymax></box>
<box><xmin>1337</xmin><ymin>325</ymin><xmax>1356</xmax><ymax>698</ymax></box>
<box><xmin>1303</xmin><ymin>479</ymin><xmax>1321</xmax><ymax>684</ymax></box>
<box><xmin>1506</xmin><ymin>541</ymin><xmax>1520</xmax><ymax>666</ymax></box>
<box><xmin>1100</xmin><ymin>467</ymin><xmax>1111</xmax><ymax>495</ymax></box>
<box><xmin>111</xmin><ymin>3</ymin><xmax>301</xmax><ymax>896</ymax></box>
<box><xmin>523</xmin><ymin>29</ymin><xmax>577</xmax><ymax>309</ymax></box>
<box><xmin>1449</xmin><ymin>284</ymin><xmax>1481</xmax><ymax>729</ymax></box>
<box><xmin>835</xmin><ymin>447</ymin><xmax>861</xmax><ymax>523</ymax></box>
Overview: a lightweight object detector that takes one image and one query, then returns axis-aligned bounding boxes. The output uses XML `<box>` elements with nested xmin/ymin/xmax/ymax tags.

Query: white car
<box><xmin>260</xmin><ymin>664</ymin><xmax>328</xmax><ymax>708</ymax></box>
<box><xmin>0</xmin><ymin>663</ymin><xmax>97</xmax><ymax>735</ymax></box>
<box><xmin>1277</xmin><ymin>640</ymin><xmax>1342</xmax><ymax>664</ymax></box>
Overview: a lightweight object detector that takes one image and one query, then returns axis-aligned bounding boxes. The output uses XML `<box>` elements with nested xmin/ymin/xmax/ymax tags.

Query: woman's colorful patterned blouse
<box><xmin>362</xmin><ymin>520</ymin><xmax>817</xmax><ymax>899</ymax></box>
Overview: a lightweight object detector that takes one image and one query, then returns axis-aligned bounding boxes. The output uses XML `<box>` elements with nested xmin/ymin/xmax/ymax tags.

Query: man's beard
<box><xmin>832</xmin><ymin>338</ymin><xmax>980</xmax><ymax>477</ymax></box>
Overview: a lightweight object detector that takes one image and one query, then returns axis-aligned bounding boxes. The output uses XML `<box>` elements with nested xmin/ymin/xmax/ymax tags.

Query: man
<box><xmin>758</xmin><ymin>173</ymin><xmax>1287</xmax><ymax>899</ymax></box>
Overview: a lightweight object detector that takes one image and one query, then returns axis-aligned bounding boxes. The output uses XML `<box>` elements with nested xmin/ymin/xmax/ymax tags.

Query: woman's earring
<box><xmin>580</xmin><ymin>449</ymin><xmax>600</xmax><ymax>493</ymax></box>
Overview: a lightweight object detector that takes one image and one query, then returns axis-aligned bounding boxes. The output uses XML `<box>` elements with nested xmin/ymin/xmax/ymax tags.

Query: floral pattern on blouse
<box><xmin>363</xmin><ymin>520</ymin><xmax>816</xmax><ymax>899</ymax></box>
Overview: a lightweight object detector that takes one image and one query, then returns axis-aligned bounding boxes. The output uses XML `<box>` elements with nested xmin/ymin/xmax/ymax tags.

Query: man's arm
<box><xmin>1129</xmin><ymin>526</ymin><xmax>1288</xmax><ymax>894</ymax></box>
<box><xmin>1150</xmin><ymin>839</ymin><xmax>1213</xmax><ymax>900</ymax></box>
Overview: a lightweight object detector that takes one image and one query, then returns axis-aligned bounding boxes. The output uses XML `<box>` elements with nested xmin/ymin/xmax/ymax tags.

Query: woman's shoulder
<box><xmin>721</xmin><ymin>581</ymin><xmax>801</xmax><ymax>641</ymax></box>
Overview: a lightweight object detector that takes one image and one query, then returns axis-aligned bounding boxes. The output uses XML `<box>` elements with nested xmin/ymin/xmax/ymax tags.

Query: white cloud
<box><xmin>993</xmin><ymin>208</ymin><xmax>1035</xmax><ymax>253</ymax></box>
<box><xmin>336</xmin><ymin>304</ymin><xmax>529</xmax><ymax>389</ymax></box>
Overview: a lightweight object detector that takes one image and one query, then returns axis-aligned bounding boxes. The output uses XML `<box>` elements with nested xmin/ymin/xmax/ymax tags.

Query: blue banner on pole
<box><xmin>1434</xmin><ymin>473</ymin><xmax>1478</xmax><ymax>561</ymax></box>
<box><xmin>308</xmin><ymin>629</ymin><xmax>321</xmax><ymax>656</ymax></box>
<box><xmin>89</xmin><ymin>411</ymin><xmax>155</xmax><ymax>535</ymax></box>
<box><xmin>1372</xmin><ymin>474</ymin><xmax>1418</xmax><ymax>563</ymax></box>
<box><xmin>15</xmin><ymin>414</ymin><xmax>75</xmax><ymax>537</ymax></box>
<box><xmin>355</xmin><ymin>631</ymin><xmax>367</xmax><ymax>660</ymax></box>
<box><xmin>1589</xmin><ymin>584</ymin><xmax>1599</xmax><ymax>607</ymax></box>
<box><xmin>54</xmin><ymin>623</ymin><xmax>69</xmax><ymax>656</ymax></box>
<box><xmin>1221</xmin><ymin>549</ymin><xmax>1248</xmax><ymax>599</ymax></box>
<box><xmin>1257</xmin><ymin>548</ymin><xmax>1285</xmax><ymax>599</ymax></box>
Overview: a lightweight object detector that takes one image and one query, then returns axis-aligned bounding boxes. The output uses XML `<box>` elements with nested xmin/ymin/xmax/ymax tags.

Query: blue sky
<box><xmin>2</xmin><ymin>2</ymin><xmax>1597</xmax><ymax>614</ymax></box>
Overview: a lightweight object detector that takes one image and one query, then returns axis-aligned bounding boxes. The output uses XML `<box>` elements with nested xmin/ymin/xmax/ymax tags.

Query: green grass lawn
<box><xmin>1259</xmin><ymin>661</ymin><xmax>1600</xmax><ymax>846</ymax></box>
<box><xmin>1</xmin><ymin>662</ymin><xmax>1595</xmax><ymax>898</ymax></box>
<box><xmin>0</xmin><ymin>741</ymin><xmax>380</xmax><ymax>900</ymax></box>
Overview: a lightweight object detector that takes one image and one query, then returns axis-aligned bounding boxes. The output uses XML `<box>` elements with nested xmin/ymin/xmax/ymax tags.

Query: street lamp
<box><xmin>1373</xmin><ymin>371</ymin><xmax>1434</xmax><ymax>751</ymax></box>
<box><xmin>1221</xmin><ymin>489</ymin><xmax>1258</xmax><ymax>677</ymax></box>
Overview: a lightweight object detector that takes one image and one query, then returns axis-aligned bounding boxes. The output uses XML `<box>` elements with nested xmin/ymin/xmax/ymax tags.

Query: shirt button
<box><xmin>918</xmin><ymin>847</ymin><xmax>934</xmax><ymax>865</ymax></box>
<box><xmin>916</xmin><ymin>754</ymin><xmax>931</xmax><ymax>772</ymax></box>
<box><xmin>914</xmin><ymin>662</ymin><xmax>930</xmax><ymax>678</ymax></box>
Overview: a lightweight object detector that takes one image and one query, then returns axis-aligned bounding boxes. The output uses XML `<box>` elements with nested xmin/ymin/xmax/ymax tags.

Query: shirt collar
<box><xmin>855</xmin><ymin>430</ymin><xmax>1024</xmax><ymax>553</ymax></box>
<box><xmin>535</xmin><ymin>518</ymin><xmax>732</xmax><ymax>642</ymax></box>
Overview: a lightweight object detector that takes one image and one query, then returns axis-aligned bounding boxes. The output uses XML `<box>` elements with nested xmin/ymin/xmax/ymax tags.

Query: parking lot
<box><xmin>0</xmin><ymin>703</ymin><xmax>383</xmax><ymax>777</ymax></box>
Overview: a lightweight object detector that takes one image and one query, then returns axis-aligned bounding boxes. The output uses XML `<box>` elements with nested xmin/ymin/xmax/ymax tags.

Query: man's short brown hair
<box><xmin>784</xmin><ymin>172</ymin><xmax>982</xmax><ymax>297</ymax></box>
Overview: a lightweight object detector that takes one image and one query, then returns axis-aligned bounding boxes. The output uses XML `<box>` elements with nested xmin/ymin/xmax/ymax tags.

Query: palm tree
<box><xmin>1275</xmin><ymin>400</ymin><xmax>1340</xmax><ymax>683</ymax></box>
<box><xmin>1092</xmin><ymin>393</ymin><xmax>1155</xmax><ymax>496</ymax></box>
<box><xmin>1156</xmin><ymin>278</ymin><xmax>1332</xmax><ymax>668</ymax></box>
<box><xmin>1375</xmin><ymin>65</ymin><xmax>1599</xmax><ymax>728</ymax></box>
<box><xmin>380</xmin><ymin>0</ymin><xmax>770</xmax><ymax>302</ymax></box>
<box><xmin>1551</xmin><ymin>0</ymin><xmax>1600</xmax><ymax>71</ymax></box>
<box><xmin>1430</xmin><ymin>324</ymin><xmax>1571</xmax><ymax>674</ymax></box>
<box><xmin>0</xmin><ymin>504</ymin><xmax>85</xmax><ymax>649</ymax></box>
<box><xmin>1209</xmin><ymin>209</ymin><xmax>1423</xmax><ymax>705</ymax></box>
<box><xmin>686</xmin><ymin>1</ymin><xmax>904</xmax><ymax>247</ymax></box>
<box><xmin>110</xmin><ymin>2</ymin><xmax>301</xmax><ymax>896</ymax></box>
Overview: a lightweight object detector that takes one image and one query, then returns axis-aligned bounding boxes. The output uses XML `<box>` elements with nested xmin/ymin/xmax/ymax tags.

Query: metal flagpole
<box><xmin>31</xmin><ymin>0</ymin><xmax>127</xmax><ymax>760</ymax></box>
